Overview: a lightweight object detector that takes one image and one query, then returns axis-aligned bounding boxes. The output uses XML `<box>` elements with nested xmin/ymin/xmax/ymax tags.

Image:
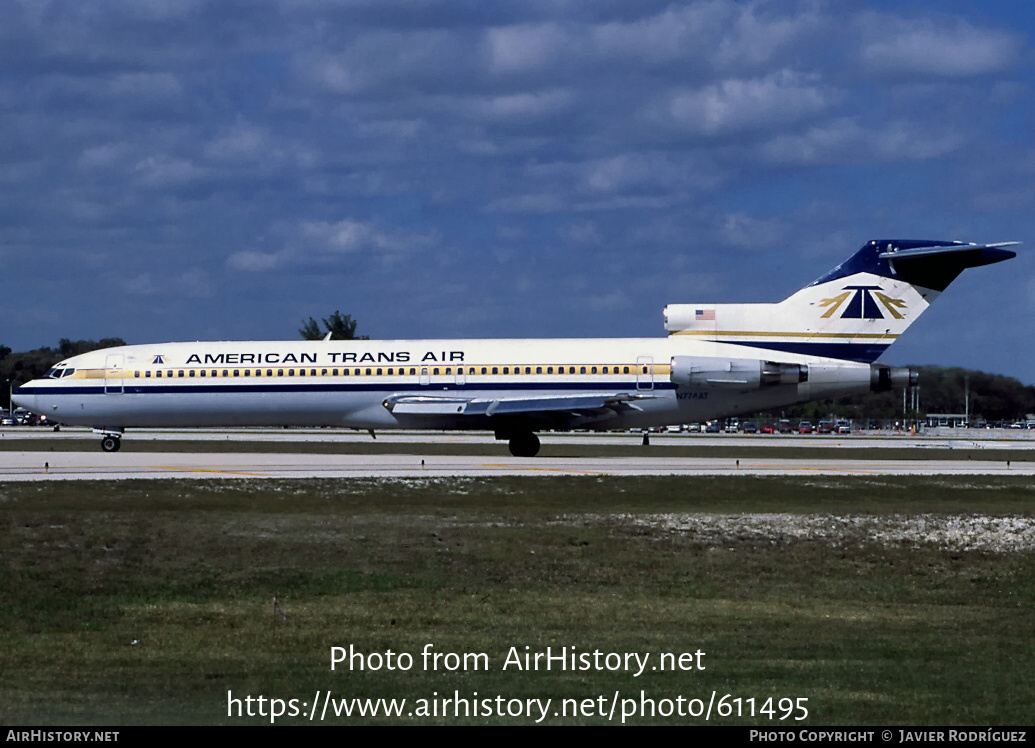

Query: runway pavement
<box><xmin>3</xmin><ymin>426</ymin><xmax>1034</xmax><ymax>450</ymax></box>
<box><xmin>2</xmin><ymin>449</ymin><xmax>1032</xmax><ymax>481</ymax></box>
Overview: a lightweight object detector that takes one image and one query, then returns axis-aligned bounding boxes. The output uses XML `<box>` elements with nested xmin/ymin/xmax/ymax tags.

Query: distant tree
<box><xmin>299</xmin><ymin>311</ymin><xmax>369</xmax><ymax>340</ymax></box>
<box><xmin>0</xmin><ymin>344</ymin><xmax>10</xmax><ymax>361</ymax></box>
<box><xmin>59</xmin><ymin>338</ymin><xmax>126</xmax><ymax>357</ymax></box>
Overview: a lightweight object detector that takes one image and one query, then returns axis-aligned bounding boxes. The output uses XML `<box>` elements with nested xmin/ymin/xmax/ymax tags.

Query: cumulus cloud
<box><xmin>485</xmin><ymin>23</ymin><xmax>572</xmax><ymax>73</ymax></box>
<box><xmin>665</xmin><ymin>70</ymin><xmax>833</xmax><ymax>136</ymax></box>
<box><xmin>1</xmin><ymin>1</ymin><xmax>1031</xmax><ymax>381</ymax></box>
<box><xmin>859</xmin><ymin>16</ymin><xmax>1022</xmax><ymax>77</ymax></box>
<box><xmin>227</xmin><ymin>219</ymin><xmax>438</xmax><ymax>272</ymax></box>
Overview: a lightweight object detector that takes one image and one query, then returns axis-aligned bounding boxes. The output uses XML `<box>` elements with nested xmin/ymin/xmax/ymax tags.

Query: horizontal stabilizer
<box><xmin>877</xmin><ymin>241</ymin><xmax>1018</xmax><ymax>262</ymax></box>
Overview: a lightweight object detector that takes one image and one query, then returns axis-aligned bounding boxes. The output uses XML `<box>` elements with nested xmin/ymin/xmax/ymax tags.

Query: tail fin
<box><xmin>664</xmin><ymin>239</ymin><xmax>1017</xmax><ymax>363</ymax></box>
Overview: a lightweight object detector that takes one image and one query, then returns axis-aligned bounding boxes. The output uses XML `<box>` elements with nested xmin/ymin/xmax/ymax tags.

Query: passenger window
<box><xmin>233</xmin><ymin>370</ymin><xmax>240</xmax><ymax>376</ymax></box>
<box><xmin>388</xmin><ymin>368</ymin><xmax>394</xmax><ymax>375</ymax></box>
<box><xmin>178</xmin><ymin>370</ymin><xmax>185</xmax><ymax>378</ymax></box>
<box><xmin>603</xmin><ymin>366</ymin><xmax>609</xmax><ymax>374</ymax></box>
<box><xmin>481</xmin><ymin>367</ymin><xmax>487</xmax><ymax>375</ymax></box>
<box><xmin>377</xmin><ymin>368</ymin><xmax>383</xmax><ymax>375</ymax></box>
<box><xmin>591</xmin><ymin>367</ymin><xmax>597</xmax><ymax>374</ymax></box>
<box><xmin>536</xmin><ymin>366</ymin><xmax>542</xmax><ymax>374</ymax></box>
<box><xmin>433</xmin><ymin>368</ymin><xmax>440</xmax><ymax>375</ymax></box>
<box><xmin>491</xmin><ymin>367</ymin><xmax>498</xmax><ymax>375</ymax></box>
<box><xmin>580</xmin><ymin>366</ymin><xmax>586</xmax><ymax>374</ymax></box>
<box><xmin>409</xmin><ymin>368</ymin><xmax>416</xmax><ymax>375</ymax></box>
<box><xmin>199</xmin><ymin>370</ymin><xmax>206</xmax><ymax>377</ymax></box>
<box><xmin>547</xmin><ymin>367</ymin><xmax>554</xmax><ymax>374</ymax></box>
<box><xmin>322</xmin><ymin>369</ymin><xmax>327</xmax><ymax>376</ymax></box>
<box><xmin>365</xmin><ymin>368</ymin><xmax>371</xmax><ymax>376</ymax></box>
<box><xmin>623</xmin><ymin>366</ymin><xmax>630</xmax><ymax>374</ymax></box>
<box><xmin>134</xmin><ymin>371</ymin><xmax>140</xmax><ymax>378</ymax></box>
<box><xmin>145</xmin><ymin>371</ymin><xmax>151</xmax><ymax>378</ymax></box>
<box><xmin>243</xmin><ymin>370</ymin><xmax>249</xmax><ymax>377</ymax></box>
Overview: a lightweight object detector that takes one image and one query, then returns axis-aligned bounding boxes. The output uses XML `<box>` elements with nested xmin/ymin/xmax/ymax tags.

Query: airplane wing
<box><xmin>382</xmin><ymin>392</ymin><xmax>654</xmax><ymax>423</ymax></box>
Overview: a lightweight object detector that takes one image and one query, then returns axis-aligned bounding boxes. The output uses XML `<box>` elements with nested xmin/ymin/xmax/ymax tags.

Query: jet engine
<box><xmin>670</xmin><ymin>356</ymin><xmax>807</xmax><ymax>389</ymax></box>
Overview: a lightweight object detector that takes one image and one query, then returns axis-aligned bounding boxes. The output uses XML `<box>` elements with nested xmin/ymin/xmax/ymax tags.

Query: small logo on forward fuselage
<box><xmin>819</xmin><ymin>286</ymin><xmax>906</xmax><ymax>319</ymax></box>
<box><xmin>152</xmin><ymin>355</ymin><xmax>166</xmax><ymax>364</ymax></box>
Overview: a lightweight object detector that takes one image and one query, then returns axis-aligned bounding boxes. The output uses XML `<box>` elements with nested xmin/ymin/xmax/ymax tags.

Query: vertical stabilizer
<box><xmin>664</xmin><ymin>240</ymin><xmax>1017</xmax><ymax>363</ymax></box>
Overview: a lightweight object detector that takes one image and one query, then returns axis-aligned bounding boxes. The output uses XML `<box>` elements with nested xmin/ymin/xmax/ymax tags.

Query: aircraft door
<box><xmin>455</xmin><ymin>366</ymin><xmax>466</xmax><ymax>386</ymax></box>
<box><xmin>636</xmin><ymin>355</ymin><xmax>654</xmax><ymax>390</ymax></box>
<box><xmin>420</xmin><ymin>367</ymin><xmax>430</xmax><ymax>386</ymax></box>
<box><xmin>104</xmin><ymin>354</ymin><xmax>124</xmax><ymax>394</ymax></box>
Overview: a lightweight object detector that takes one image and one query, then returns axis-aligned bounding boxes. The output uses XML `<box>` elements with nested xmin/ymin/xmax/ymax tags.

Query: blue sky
<box><xmin>2</xmin><ymin>0</ymin><xmax>1032</xmax><ymax>382</ymax></box>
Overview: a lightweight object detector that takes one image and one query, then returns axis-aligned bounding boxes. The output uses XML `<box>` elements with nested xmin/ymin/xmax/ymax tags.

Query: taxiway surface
<box><xmin>3</xmin><ymin>450</ymin><xmax>1032</xmax><ymax>481</ymax></box>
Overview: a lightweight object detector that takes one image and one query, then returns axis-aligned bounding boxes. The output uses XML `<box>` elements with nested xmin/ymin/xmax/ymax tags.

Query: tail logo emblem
<box><xmin>820</xmin><ymin>286</ymin><xmax>906</xmax><ymax>319</ymax></box>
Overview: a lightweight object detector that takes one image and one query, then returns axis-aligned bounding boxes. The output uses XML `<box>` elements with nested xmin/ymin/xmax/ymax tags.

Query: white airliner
<box><xmin>13</xmin><ymin>239</ymin><xmax>1016</xmax><ymax>455</ymax></box>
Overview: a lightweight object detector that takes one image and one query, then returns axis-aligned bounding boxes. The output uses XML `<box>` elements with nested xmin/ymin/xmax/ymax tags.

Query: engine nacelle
<box><xmin>670</xmin><ymin>356</ymin><xmax>806</xmax><ymax>389</ymax></box>
<box><xmin>870</xmin><ymin>364</ymin><xmax>918</xmax><ymax>392</ymax></box>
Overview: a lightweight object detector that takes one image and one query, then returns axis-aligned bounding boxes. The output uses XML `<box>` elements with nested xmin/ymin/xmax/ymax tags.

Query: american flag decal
<box><xmin>695</xmin><ymin>309</ymin><xmax>715</xmax><ymax>321</ymax></box>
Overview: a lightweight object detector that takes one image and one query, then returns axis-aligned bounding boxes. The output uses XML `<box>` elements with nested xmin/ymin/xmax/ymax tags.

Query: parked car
<box><xmin>797</xmin><ymin>421</ymin><xmax>813</xmax><ymax>434</ymax></box>
<box><xmin>777</xmin><ymin>419</ymin><xmax>793</xmax><ymax>434</ymax></box>
<box><xmin>760</xmin><ymin>424</ymin><xmax>775</xmax><ymax>434</ymax></box>
<box><xmin>817</xmin><ymin>420</ymin><xmax>835</xmax><ymax>434</ymax></box>
<box><xmin>704</xmin><ymin>421</ymin><xmax>721</xmax><ymax>433</ymax></box>
<box><xmin>836</xmin><ymin>419</ymin><xmax>852</xmax><ymax>434</ymax></box>
<box><xmin>742</xmin><ymin>421</ymin><xmax>758</xmax><ymax>434</ymax></box>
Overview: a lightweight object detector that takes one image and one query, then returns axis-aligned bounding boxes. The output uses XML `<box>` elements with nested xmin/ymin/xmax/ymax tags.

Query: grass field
<box><xmin>1</xmin><ymin>475</ymin><xmax>1032</xmax><ymax>725</ymax></box>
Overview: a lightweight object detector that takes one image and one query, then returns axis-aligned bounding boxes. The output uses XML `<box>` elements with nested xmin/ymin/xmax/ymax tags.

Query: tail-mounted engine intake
<box><xmin>670</xmin><ymin>356</ymin><xmax>807</xmax><ymax>389</ymax></box>
<box><xmin>869</xmin><ymin>364</ymin><xmax>917</xmax><ymax>392</ymax></box>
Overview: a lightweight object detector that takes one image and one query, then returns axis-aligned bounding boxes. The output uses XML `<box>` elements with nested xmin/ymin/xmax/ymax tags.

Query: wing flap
<box><xmin>383</xmin><ymin>392</ymin><xmax>651</xmax><ymax>418</ymax></box>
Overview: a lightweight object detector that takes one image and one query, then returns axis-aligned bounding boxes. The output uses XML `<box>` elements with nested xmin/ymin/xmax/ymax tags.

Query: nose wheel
<box><xmin>101</xmin><ymin>435</ymin><xmax>121</xmax><ymax>452</ymax></box>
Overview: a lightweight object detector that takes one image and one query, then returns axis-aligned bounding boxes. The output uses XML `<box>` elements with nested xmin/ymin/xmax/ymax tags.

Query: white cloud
<box><xmin>666</xmin><ymin>70</ymin><xmax>832</xmax><ymax>136</ymax></box>
<box><xmin>761</xmin><ymin>118</ymin><xmax>964</xmax><ymax>164</ymax></box>
<box><xmin>133</xmin><ymin>155</ymin><xmax>207</xmax><ymax>188</ymax></box>
<box><xmin>860</xmin><ymin>16</ymin><xmax>1022</xmax><ymax>77</ymax></box>
<box><xmin>485</xmin><ymin>23</ymin><xmax>571</xmax><ymax>73</ymax></box>
<box><xmin>226</xmin><ymin>250</ymin><xmax>285</xmax><ymax>272</ymax></box>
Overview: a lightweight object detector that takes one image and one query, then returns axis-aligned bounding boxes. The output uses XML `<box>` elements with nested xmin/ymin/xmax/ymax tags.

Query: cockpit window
<box><xmin>44</xmin><ymin>367</ymin><xmax>76</xmax><ymax>379</ymax></box>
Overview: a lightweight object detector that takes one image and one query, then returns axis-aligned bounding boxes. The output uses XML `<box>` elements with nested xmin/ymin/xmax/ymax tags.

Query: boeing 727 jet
<box><xmin>13</xmin><ymin>239</ymin><xmax>1017</xmax><ymax>455</ymax></box>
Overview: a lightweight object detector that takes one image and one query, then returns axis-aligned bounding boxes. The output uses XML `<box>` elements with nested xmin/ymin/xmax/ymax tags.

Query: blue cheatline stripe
<box><xmin>17</xmin><ymin>380</ymin><xmax>675</xmax><ymax>397</ymax></box>
<box><xmin>721</xmin><ymin>340</ymin><xmax>890</xmax><ymax>364</ymax></box>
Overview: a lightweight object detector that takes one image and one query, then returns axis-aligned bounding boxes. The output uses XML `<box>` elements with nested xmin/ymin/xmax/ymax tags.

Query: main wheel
<box><xmin>508</xmin><ymin>432</ymin><xmax>540</xmax><ymax>457</ymax></box>
<box><xmin>101</xmin><ymin>435</ymin><xmax>121</xmax><ymax>452</ymax></box>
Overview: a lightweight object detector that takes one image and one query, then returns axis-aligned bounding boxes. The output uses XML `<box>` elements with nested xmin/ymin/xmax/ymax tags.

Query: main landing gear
<box><xmin>95</xmin><ymin>430</ymin><xmax>123</xmax><ymax>452</ymax></box>
<box><xmin>507</xmin><ymin>432</ymin><xmax>540</xmax><ymax>458</ymax></box>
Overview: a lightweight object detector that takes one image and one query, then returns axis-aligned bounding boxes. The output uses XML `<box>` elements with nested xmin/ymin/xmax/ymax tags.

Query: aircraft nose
<box><xmin>11</xmin><ymin>384</ymin><xmax>37</xmax><ymax>414</ymax></box>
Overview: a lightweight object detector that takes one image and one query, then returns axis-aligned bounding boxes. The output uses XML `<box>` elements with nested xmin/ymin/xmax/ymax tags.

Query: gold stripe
<box><xmin>670</xmin><ymin>330</ymin><xmax>899</xmax><ymax>340</ymax></box>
